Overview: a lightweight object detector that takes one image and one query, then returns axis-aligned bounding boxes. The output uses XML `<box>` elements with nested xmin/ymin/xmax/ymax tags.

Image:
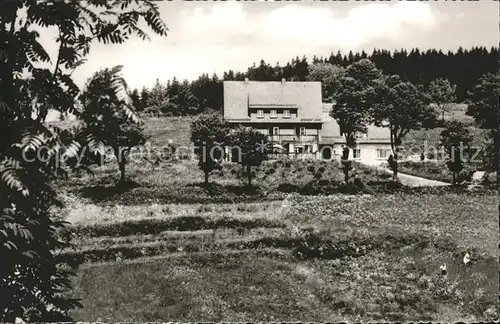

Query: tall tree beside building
<box><xmin>372</xmin><ymin>75</ymin><xmax>436</xmax><ymax>179</ymax></box>
<box><xmin>331</xmin><ymin>59</ymin><xmax>382</xmax><ymax>148</ymax></box>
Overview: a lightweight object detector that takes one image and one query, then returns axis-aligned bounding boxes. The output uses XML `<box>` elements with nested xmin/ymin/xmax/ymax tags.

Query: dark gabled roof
<box><xmin>223</xmin><ymin>81</ymin><xmax>323</xmax><ymax>120</ymax></box>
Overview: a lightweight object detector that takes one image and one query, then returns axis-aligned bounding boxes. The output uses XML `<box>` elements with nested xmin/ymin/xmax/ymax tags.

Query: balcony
<box><xmin>268</xmin><ymin>135</ymin><xmax>318</xmax><ymax>143</ymax></box>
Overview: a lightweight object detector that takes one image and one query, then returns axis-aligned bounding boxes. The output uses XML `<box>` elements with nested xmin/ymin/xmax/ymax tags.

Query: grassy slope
<box><xmin>58</xmin><ymin>114</ymin><xmax>497</xmax><ymax>321</ymax></box>
<box><xmin>68</xmin><ymin>193</ymin><xmax>498</xmax><ymax>322</ymax></box>
<box><xmin>142</xmin><ymin>116</ymin><xmax>193</xmax><ymax>147</ymax></box>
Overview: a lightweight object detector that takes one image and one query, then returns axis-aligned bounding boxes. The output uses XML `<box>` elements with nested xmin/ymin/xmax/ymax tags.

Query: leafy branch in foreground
<box><xmin>0</xmin><ymin>0</ymin><xmax>167</xmax><ymax>321</ymax></box>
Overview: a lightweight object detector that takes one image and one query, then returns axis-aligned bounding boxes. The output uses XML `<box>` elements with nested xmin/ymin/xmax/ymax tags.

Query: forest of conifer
<box><xmin>131</xmin><ymin>46</ymin><xmax>498</xmax><ymax>116</ymax></box>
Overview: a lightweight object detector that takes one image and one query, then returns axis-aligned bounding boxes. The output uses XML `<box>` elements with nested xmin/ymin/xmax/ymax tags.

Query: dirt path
<box><xmin>371</xmin><ymin>166</ymin><xmax>451</xmax><ymax>187</ymax></box>
<box><xmin>396</xmin><ymin>172</ymin><xmax>451</xmax><ymax>187</ymax></box>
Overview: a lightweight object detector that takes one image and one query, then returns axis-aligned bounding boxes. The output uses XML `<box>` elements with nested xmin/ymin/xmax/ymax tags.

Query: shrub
<box><xmin>366</xmin><ymin>180</ymin><xmax>404</xmax><ymax>193</ymax></box>
<box><xmin>300</xmin><ymin>179</ymin><xmax>337</xmax><ymax>196</ymax></box>
<box><xmin>277</xmin><ymin>183</ymin><xmax>300</xmax><ymax>193</ymax></box>
<box><xmin>338</xmin><ymin>178</ymin><xmax>374</xmax><ymax>195</ymax></box>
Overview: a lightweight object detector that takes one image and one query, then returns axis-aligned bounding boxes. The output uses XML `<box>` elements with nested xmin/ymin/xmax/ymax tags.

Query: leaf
<box><xmin>69</xmin><ymin>58</ymin><xmax>87</xmax><ymax>71</ymax></box>
<box><xmin>22</xmin><ymin>251</ymin><xmax>37</xmax><ymax>259</ymax></box>
<box><xmin>61</xmin><ymin>141</ymin><xmax>82</xmax><ymax>160</ymax></box>
<box><xmin>3</xmin><ymin>241</ymin><xmax>17</xmax><ymax>250</ymax></box>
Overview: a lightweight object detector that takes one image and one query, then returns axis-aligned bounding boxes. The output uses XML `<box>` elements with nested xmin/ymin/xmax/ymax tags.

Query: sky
<box><xmin>38</xmin><ymin>0</ymin><xmax>499</xmax><ymax>91</ymax></box>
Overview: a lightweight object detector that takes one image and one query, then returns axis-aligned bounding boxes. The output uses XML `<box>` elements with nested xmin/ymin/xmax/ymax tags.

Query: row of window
<box><xmin>270</xmin><ymin>126</ymin><xmax>306</xmax><ymax>136</ymax></box>
<box><xmin>256</xmin><ymin>109</ymin><xmax>290</xmax><ymax>118</ymax></box>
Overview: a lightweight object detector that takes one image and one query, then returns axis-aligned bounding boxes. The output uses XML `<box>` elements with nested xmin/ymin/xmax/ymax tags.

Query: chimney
<box><xmin>244</xmin><ymin>78</ymin><xmax>249</xmax><ymax>84</ymax></box>
<box><xmin>281</xmin><ymin>78</ymin><xmax>286</xmax><ymax>84</ymax></box>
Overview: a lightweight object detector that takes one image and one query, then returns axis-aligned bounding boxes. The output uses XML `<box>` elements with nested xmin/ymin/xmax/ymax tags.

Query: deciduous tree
<box><xmin>230</xmin><ymin>127</ymin><xmax>269</xmax><ymax>186</ymax></box>
<box><xmin>428</xmin><ymin>78</ymin><xmax>457</xmax><ymax>121</ymax></box>
<box><xmin>466</xmin><ymin>72</ymin><xmax>500</xmax><ymax>175</ymax></box>
<box><xmin>306</xmin><ymin>63</ymin><xmax>345</xmax><ymax>100</ymax></box>
<box><xmin>466</xmin><ymin>72</ymin><xmax>500</xmax><ymax>131</ymax></box>
<box><xmin>331</xmin><ymin>59</ymin><xmax>382</xmax><ymax>180</ymax></box>
<box><xmin>129</xmin><ymin>88</ymin><xmax>142</xmax><ymax>112</ymax></box>
<box><xmin>190</xmin><ymin>113</ymin><xmax>230</xmax><ymax>185</ymax></box>
<box><xmin>79</xmin><ymin>66</ymin><xmax>148</xmax><ymax>184</ymax></box>
<box><xmin>372</xmin><ymin>75</ymin><xmax>436</xmax><ymax>179</ymax></box>
<box><xmin>440</xmin><ymin>121</ymin><xmax>472</xmax><ymax>184</ymax></box>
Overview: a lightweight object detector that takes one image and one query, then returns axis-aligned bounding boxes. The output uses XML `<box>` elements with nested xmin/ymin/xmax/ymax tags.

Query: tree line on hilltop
<box><xmin>130</xmin><ymin>46</ymin><xmax>499</xmax><ymax>116</ymax></box>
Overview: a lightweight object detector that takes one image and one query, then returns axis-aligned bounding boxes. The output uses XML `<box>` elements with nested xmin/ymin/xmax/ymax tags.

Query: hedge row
<box><xmin>69</xmin><ymin>215</ymin><xmax>284</xmax><ymax>238</ymax></box>
<box><xmin>75</xmin><ymin>182</ymin><xmax>286</xmax><ymax>205</ymax></box>
<box><xmin>277</xmin><ymin>178</ymin><xmax>375</xmax><ymax>196</ymax></box>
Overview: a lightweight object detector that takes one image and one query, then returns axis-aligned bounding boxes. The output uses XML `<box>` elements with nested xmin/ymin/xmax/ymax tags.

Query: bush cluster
<box><xmin>277</xmin><ymin>177</ymin><xmax>375</xmax><ymax>195</ymax></box>
<box><xmin>70</xmin><ymin>215</ymin><xmax>284</xmax><ymax>238</ymax></box>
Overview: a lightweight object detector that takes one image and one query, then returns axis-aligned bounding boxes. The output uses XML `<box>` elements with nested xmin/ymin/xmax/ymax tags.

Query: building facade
<box><xmin>223</xmin><ymin>79</ymin><xmax>392</xmax><ymax>166</ymax></box>
<box><xmin>319</xmin><ymin>103</ymin><xmax>393</xmax><ymax>165</ymax></box>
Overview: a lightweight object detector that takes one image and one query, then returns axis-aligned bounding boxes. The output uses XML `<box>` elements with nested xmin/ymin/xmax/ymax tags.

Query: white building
<box><xmin>320</xmin><ymin>103</ymin><xmax>393</xmax><ymax>166</ymax></box>
<box><xmin>223</xmin><ymin>80</ymin><xmax>392</xmax><ymax>166</ymax></box>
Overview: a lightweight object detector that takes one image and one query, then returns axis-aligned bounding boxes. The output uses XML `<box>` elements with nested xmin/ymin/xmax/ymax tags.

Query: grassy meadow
<box><xmin>52</xmin><ymin>115</ymin><xmax>498</xmax><ymax>322</ymax></box>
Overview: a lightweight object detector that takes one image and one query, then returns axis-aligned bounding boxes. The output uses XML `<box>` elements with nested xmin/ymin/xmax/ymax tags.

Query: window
<box><xmin>257</xmin><ymin>110</ymin><xmax>264</xmax><ymax>118</ymax></box>
<box><xmin>270</xmin><ymin>110</ymin><xmax>277</xmax><ymax>118</ymax></box>
<box><xmin>299</xmin><ymin>127</ymin><xmax>306</xmax><ymax>136</ymax></box>
<box><xmin>272</xmin><ymin>127</ymin><xmax>280</xmax><ymax>136</ymax></box>
<box><xmin>376</xmin><ymin>149</ymin><xmax>391</xmax><ymax>159</ymax></box>
<box><xmin>283</xmin><ymin>110</ymin><xmax>290</xmax><ymax>118</ymax></box>
<box><xmin>353</xmin><ymin>148</ymin><xmax>361</xmax><ymax>159</ymax></box>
